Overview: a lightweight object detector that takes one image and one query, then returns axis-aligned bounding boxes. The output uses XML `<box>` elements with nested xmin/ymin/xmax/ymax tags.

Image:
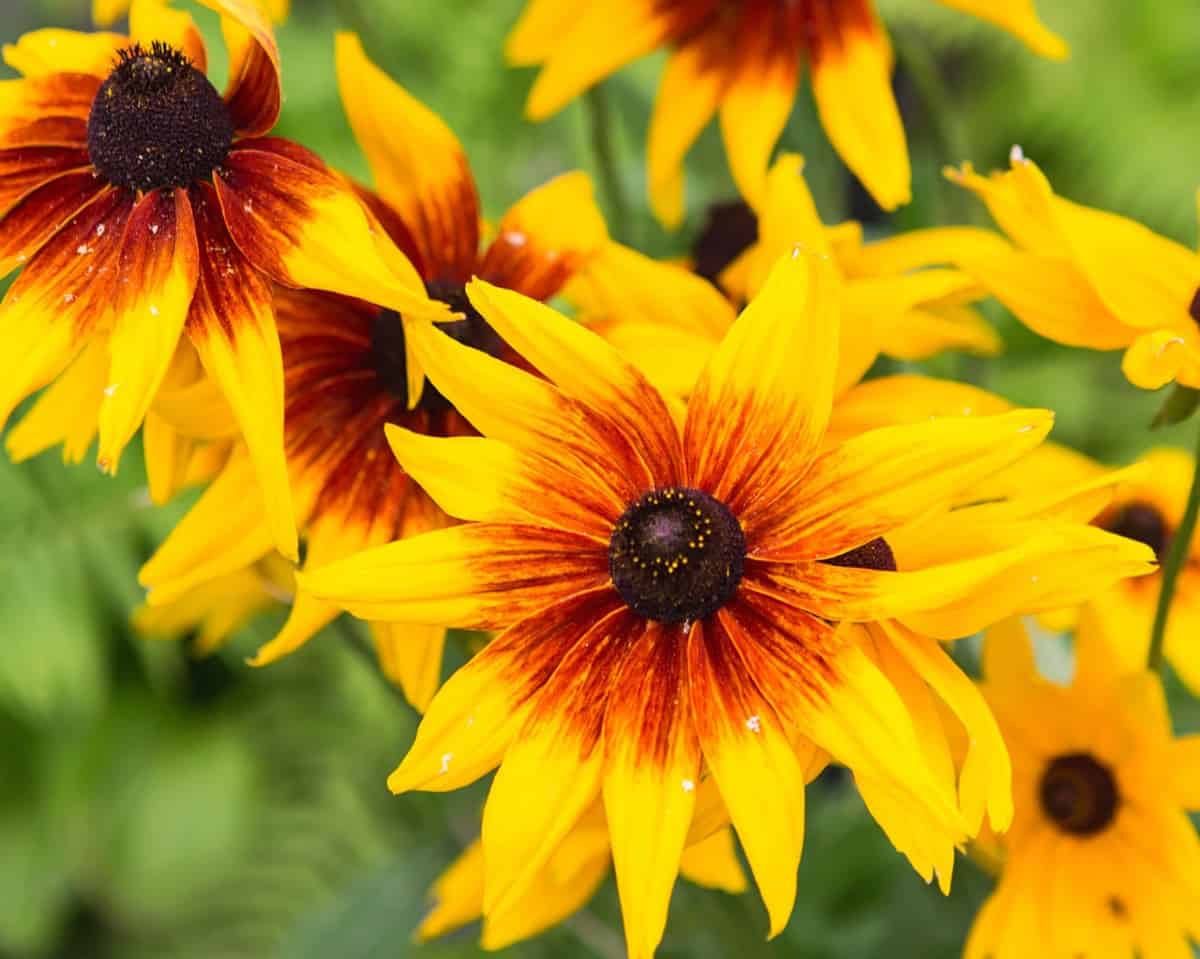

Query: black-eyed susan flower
<box><xmin>571</xmin><ymin>154</ymin><xmax>1003</xmax><ymax>399</ymax></box>
<box><xmin>94</xmin><ymin>0</ymin><xmax>288</xmax><ymax>28</ymax></box>
<box><xmin>299</xmin><ymin>252</ymin><xmax>1152</xmax><ymax>956</ymax></box>
<box><xmin>418</xmin><ymin>805</ymin><xmax>747</xmax><ymax>950</ymax></box>
<box><xmin>508</xmin><ymin>0</ymin><xmax>1066</xmax><ymax>223</ymax></box>
<box><xmin>136</xmin><ymin>33</ymin><xmax>609</xmax><ymax>709</ymax></box>
<box><xmin>968</xmin><ymin>616</ymin><xmax>1200</xmax><ymax>959</ymax></box>
<box><xmin>948</xmin><ymin>149</ymin><xmax>1200</xmax><ymax>390</ymax></box>
<box><xmin>0</xmin><ymin>0</ymin><xmax>449</xmax><ymax>560</ymax></box>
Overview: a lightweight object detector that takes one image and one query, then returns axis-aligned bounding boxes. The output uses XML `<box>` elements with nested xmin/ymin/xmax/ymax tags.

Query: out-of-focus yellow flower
<box><xmin>949</xmin><ymin>149</ymin><xmax>1200</xmax><ymax>390</ymax></box>
<box><xmin>508</xmin><ymin>0</ymin><xmax>1065</xmax><ymax>223</ymax></box>
<box><xmin>94</xmin><ymin>0</ymin><xmax>288</xmax><ymax>27</ymax></box>
<box><xmin>571</xmin><ymin>154</ymin><xmax>1003</xmax><ymax>400</ymax></box>
<box><xmin>417</xmin><ymin>804</ymin><xmax>747</xmax><ymax>950</ymax></box>
<box><xmin>968</xmin><ymin>617</ymin><xmax>1200</xmax><ymax>959</ymax></box>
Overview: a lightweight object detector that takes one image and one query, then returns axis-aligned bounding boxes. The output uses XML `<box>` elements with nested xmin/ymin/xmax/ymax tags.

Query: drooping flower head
<box><xmin>948</xmin><ymin>149</ymin><xmax>1200</xmax><ymax>390</ymax></box>
<box><xmin>0</xmin><ymin>0</ymin><xmax>449</xmax><ymax>560</ymax></box>
<box><xmin>572</xmin><ymin>154</ymin><xmax>1003</xmax><ymax>399</ymax></box>
<box><xmin>969</xmin><ymin>617</ymin><xmax>1200</xmax><ymax>959</ymax></box>
<box><xmin>300</xmin><ymin>251</ymin><xmax>1151</xmax><ymax>956</ymax></box>
<box><xmin>508</xmin><ymin>0</ymin><xmax>1066</xmax><ymax>224</ymax></box>
<box><xmin>136</xmin><ymin>33</ymin><xmax>609</xmax><ymax>709</ymax></box>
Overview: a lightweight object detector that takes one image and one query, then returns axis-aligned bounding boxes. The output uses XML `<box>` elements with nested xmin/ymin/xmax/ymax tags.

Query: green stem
<box><xmin>584</xmin><ymin>83</ymin><xmax>630</xmax><ymax>243</ymax></box>
<box><xmin>1147</xmin><ymin>416</ymin><xmax>1200</xmax><ymax>671</ymax></box>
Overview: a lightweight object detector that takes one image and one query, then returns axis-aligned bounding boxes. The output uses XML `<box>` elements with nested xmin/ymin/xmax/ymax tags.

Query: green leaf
<box><xmin>1152</xmin><ymin>384</ymin><xmax>1200</xmax><ymax>429</ymax></box>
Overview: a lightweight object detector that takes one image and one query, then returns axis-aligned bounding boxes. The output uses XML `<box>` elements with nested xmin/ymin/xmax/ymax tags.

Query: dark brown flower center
<box><xmin>87</xmin><ymin>43</ymin><xmax>233</xmax><ymax>193</ymax></box>
<box><xmin>609</xmin><ymin>487</ymin><xmax>745</xmax><ymax>624</ymax></box>
<box><xmin>369</xmin><ymin>281</ymin><xmax>506</xmax><ymax>413</ymax></box>
<box><xmin>691</xmin><ymin>200</ymin><xmax>758</xmax><ymax>291</ymax></box>
<box><xmin>1102</xmin><ymin>500</ymin><xmax>1169</xmax><ymax>564</ymax></box>
<box><xmin>1039</xmin><ymin>753</ymin><xmax>1119</xmax><ymax>836</ymax></box>
<box><xmin>1189</xmin><ymin>287</ymin><xmax>1200</xmax><ymax>325</ymax></box>
<box><xmin>822</xmin><ymin>537</ymin><xmax>897</xmax><ymax>572</ymax></box>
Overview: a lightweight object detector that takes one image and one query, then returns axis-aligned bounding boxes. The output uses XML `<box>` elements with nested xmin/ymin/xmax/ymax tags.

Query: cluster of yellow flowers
<box><xmin>3</xmin><ymin>0</ymin><xmax>1200</xmax><ymax>956</ymax></box>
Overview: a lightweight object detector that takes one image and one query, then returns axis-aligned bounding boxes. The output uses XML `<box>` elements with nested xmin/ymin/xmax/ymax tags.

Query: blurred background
<box><xmin>3</xmin><ymin>1</ymin><xmax>1200</xmax><ymax>957</ymax></box>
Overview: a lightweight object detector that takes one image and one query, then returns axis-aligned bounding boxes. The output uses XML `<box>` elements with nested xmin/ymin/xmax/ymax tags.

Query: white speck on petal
<box><xmin>95</xmin><ymin>224</ymin><xmax>105</xmax><ymax>237</ymax></box>
<box><xmin>506</xmin><ymin>231</ymin><xmax>527</xmax><ymax>247</ymax></box>
<box><xmin>1010</xmin><ymin>144</ymin><xmax>1026</xmax><ymax>163</ymax></box>
<box><xmin>62</xmin><ymin>293</ymin><xmax>75</xmax><ymax>304</ymax></box>
<box><xmin>746</xmin><ymin>715</ymin><xmax>762</xmax><ymax>733</ymax></box>
<box><xmin>103</xmin><ymin>383</ymin><xmax>119</xmax><ymax>397</ymax></box>
<box><xmin>439</xmin><ymin>752</ymin><xmax>453</xmax><ymax>774</ymax></box>
<box><xmin>76</xmin><ymin>244</ymin><xmax>92</xmax><ymax>255</ymax></box>
<box><xmin>681</xmin><ymin>778</ymin><xmax>695</xmax><ymax>793</ymax></box>
<box><xmin>149</xmin><ymin>223</ymin><xmax>159</xmax><ymax>235</ymax></box>
<box><xmin>149</xmin><ymin>305</ymin><xmax>160</xmax><ymax>316</ymax></box>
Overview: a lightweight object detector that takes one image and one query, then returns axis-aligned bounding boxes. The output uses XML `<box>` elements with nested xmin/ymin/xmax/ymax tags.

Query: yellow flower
<box><xmin>948</xmin><ymin>149</ymin><xmax>1200</xmax><ymax>390</ymax></box>
<box><xmin>0</xmin><ymin>0</ymin><xmax>450</xmax><ymax>561</ymax></box>
<box><xmin>509</xmin><ymin>0</ymin><xmax>1066</xmax><ymax>223</ymax></box>
<box><xmin>968</xmin><ymin>617</ymin><xmax>1200</xmax><ymax>959</ymax></box>
<box><xmin>417</xmin><ymin>806</ymin><xmax>748</xmax><ymax>950</ymax></box>
<box><xmin>94</xmin><ymin>0</ymin><xmax>288</xmax><ymax>28</ymax></box>
<box><xmin>136</xmin><ymin>33</ymin><xmax>609</xmax><ymax>710</ymax></box>
<box><xmin>300</xmin><ymin>251</ymin><xmax>1151</xmax><ymax>957</ymax></box>
<box><xmin>571</xmin><ymin>154</ymin><xmax>1003</xmax><ymax>399</ymax></box>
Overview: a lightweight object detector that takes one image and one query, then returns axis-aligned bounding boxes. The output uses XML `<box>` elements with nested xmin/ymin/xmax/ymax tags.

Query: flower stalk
<box><xmin>1147</xmin><ymin>416</ymin><xmax>1200</xmax><ymax>671</ymax></box>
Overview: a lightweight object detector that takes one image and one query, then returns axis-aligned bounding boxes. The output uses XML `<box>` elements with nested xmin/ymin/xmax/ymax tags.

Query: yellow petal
<box><xmin>139</xmin><ymin>450</ymin><xmax>275</xmax><ymax>605</ymax></box>
<box><xmin>92</xmin><ymin>0</ymin><xmax>129</xmax><ymax>27</ymax></box>
<box><xmin>1167</xmin><ymin>736</ymin><xmax>1200</xmax><ymax>811</ymax></box>
<box><xmin>755</xmin><ymin>409</ymin><xmax>1053</xmax><ymax>559</ymax></box>
<box><xmin>506</xmin><ymin>0</ymin><xmax>575</xmax><ymax>65</ymax></box>
<box><xmin>679</xmin><ymin>827</ymin><xmax>747</xmax><ymax>894</ymax></box>
<box><xmin>371</xmin><ymin>621</ymin><xmax>447</xmax><ymax>713</ymax></box>
<box><xmin>3</xmin><ymin>29</ymin><xmax>127</xmax><ymax>79</ymax></box>
<box><xmin>1122</xmin><ymin>329</ymin><xmax>1196</xmax><ymax>390</ymax></box>
<box><xmin>878</xmin><ymin>304</ymin><xmax>1001</xmax><ymax>360</ymax></box>
<box><xmin>840</xmin><ymin>225</ymin><xmax>1012</xmax><ymax>279</ymax></box>
<box><xmin>809</xmin><ymin>6</ymin><xmax>909</xmax><ymax>210</ymax></box>
<box><xmin>130</xmin><ymin>0</ymin><xmax>207</xmax><ymax>73</ymax></box>
<box><xmin>688</xmin><ymin>618</ymin><xmax>806</xmax><ymax>937</ymax></box>
<box><xmin>935</xmin><ymin>0</ymin><xmax>1068</xmax><ymax>59</ymax></box>
<box><xmin>524</xmin><ymin>0</ymin><xmax>677</xmax><ymax>120</ymax></box>
<box><xmin>187</xmin><ymin>187</ymin><xmax>295</xmax><ymax>560</ymax></box>
<box><xmin>335</xmin><ymin>32</ymin><xmax>480</xmax><ymax>281</ymax></box>
<box><xmin>685</xmin><ymin>249</ymin><xmax>840</xmax><ymax>513</ymax></box>
<box><xmin>98</xmin><ymin>189</ymin><xmax>199</xmax><ymax>475</ymax></box>
<box><xmin>142</xmin><ymin>410</ymin><xmax>197</xmax><ymax>504</ymax></box>
<box><xmin>602</xmin><ymin>626</ymin><xmax>698</xmax><ymax>959</ymax></box>
<box><xmin>879</xmin><ymin>621</ymin><xmax>1012</xmax><ymax>833</ymax></box>
<box><xmin>416</xmin><ymin>840</ymin><xmax>485</xmax><ymax>942</ymax></box>
<box><xmin>648</xmin><ymin>38</ymin><xmax>727</xmax><ymax>228</ymax></box>
<box><xmin>587</xmin><ymin>320</ymin><xmax>718</xmax><ymax>400</ymax></box>
<box><xmin>6</xmin><ymin>338</ymin><xmax>106</xmax><ymax>464</ymax></box>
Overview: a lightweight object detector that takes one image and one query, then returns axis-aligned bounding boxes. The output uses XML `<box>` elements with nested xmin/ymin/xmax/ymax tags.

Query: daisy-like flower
<box><xmin>572</xmin><ymin>154</ymin><xmax>1003</xmax><ymax>399</ymax></box>
<box><xmin>968</xmin><ymin>616</ymin><xmax>1200</xmax><ymax>959</ymax></box>
<box><xmin>508</xmin><ymin>0</ymin><xmax>1066</xmax><ymax>223</ymax></box>
<box><xmin>300</xmin><ymin>252</ymin><xmax>1152</xmax><ymax>956</ymax></box>
<box><xmin>136</xmin><ymin>33</ymin><xmax>609</xmax><ymax>709</ymax></box>
<box><xmin>93</xmin><ymin>0</ymin><xmax>288</xmax><ymax>28</ymax></box>
<box><xmin>948</xmin><ymin>148</ymin><xmax>1200</xmax><ymax>390</ymax></box>
<box><xmin>0</xmin><ymin>0</ymin><xmax>449</xmax><ymax>560</ymax></box>
<box><xmin>418</xmin><ymin>807</ymin><xmax>748</xmax><ymax>950</ymax></box>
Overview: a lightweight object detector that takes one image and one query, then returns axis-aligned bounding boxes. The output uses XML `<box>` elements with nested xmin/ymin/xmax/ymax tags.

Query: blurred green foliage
<box><xmin>2</xmin><ymin>0</ymin><xmax>1200</xmax><ymax>957</ymax></box>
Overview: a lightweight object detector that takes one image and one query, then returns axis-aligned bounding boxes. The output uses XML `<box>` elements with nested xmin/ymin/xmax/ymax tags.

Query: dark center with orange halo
<box><xmin>1102</xmin><ymin>500</ymin><xmax>1169</xmax><ymax>564</ymax></box>
<box><xmin>1039</xmin><ymin>753</ymin><xmax>1119</xmax><ymax>836</ymax></box>
<box><xmin>87</xmin><ymin>42</ymin><xmax>233</xmax><ymax>193</ymax></box>
<box><xmin>369</xmin><ymin>280</ymin><xmax>507</xmax><ymax>414</ymax></box>
<box><xmin>691</xmin><ymin>200</ymin><xmax>759</xmax><ymax>291</ymax></box>
<box><xmin>609</xmin><ymin>487</ymin><xmax>746</xmax><ymax>624</ymax></box>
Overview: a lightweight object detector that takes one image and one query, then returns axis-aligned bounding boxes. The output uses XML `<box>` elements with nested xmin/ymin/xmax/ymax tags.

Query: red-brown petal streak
<box><xmin>523</xmin><ymin>604</ymin><xmax>645</xmax><ymax>758</ymax></box>
<box><xmin>604</xmin><ymin>620</ymin><xmax>692</xmax><ymax>769</ymax></box>
<box><xmin>0</xmin><ymin>170</ymin><xmax>111</xmax><ymax>277</ymax></box>
<box><xmin>113</xmin><ymin>188</ymin><xmax>199</xmax><ymax>315</ymax></box>
<box><xmin>350</xmin><ymin>181</ymin><xmax>427</xmax><ymax>278</ymax></box>
<box><xmin>399</xmin><ymin>151</ymin><xmax>479</xmax><ymax>284</ymax></box>
<box><xmin>799</xmin><ymin>0</ymin><xmax>878</xmax><ymax>66</ymax></box>
<box><xmin>467</xmin><ymin>525</ymin><xmax>613</xmax><ymax>630</ymax></box>
<box><xmin>478</xmin><ymin>227</ymin><xmax>583</xmax><ymax>304</ymax></box>
<box><xmin>0</xmin><ymin>146</ymin><xmax>91</xmax><ymax>216</ymax></box>
<box><xmin>218</xmin><ymin>3</ymin><xmax>283</xmax><ymax>136</ymax></box>
<box><xmin>213</xmin><ymin>146</ymin><xmax>338</xmax><ymax>283</ymax></box>
<box><xmin>3</xmin><ymin>186</ymin><xmax>132</xmax><ymax>338</ymax></box>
